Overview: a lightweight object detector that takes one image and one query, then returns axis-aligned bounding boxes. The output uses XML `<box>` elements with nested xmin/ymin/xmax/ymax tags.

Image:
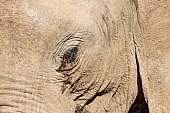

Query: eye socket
<box><xmin>51</xmin><ymin>34</ymin><xmax>89</xmax><ymax>73</ymax></box>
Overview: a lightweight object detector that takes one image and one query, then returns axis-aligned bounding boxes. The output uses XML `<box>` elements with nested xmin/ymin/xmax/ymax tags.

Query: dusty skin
<box><xmin>0</xmin><ymin>0</ymin><xmax>170</xmax><ymax>113</ymax></box>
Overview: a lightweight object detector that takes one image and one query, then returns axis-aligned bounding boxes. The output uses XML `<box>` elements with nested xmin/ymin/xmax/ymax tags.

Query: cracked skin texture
<box><xmin>0</xmin><ymin>0</ymin><xmax>169</xmax><ymax>113</ymax></box>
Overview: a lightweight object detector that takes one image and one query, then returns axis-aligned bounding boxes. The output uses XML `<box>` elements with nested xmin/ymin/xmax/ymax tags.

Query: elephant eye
<box><xmin>51</xmin><ymin>34</ymin><xmax>87</xmax><ymax>73</ymax></box>
<box><xmin>57</xmin><ymin>45</ymin><xmax>80</xmax><ymax>72</ymax></box>
<box><xmin>61</xmin><ymin>46</ymin><xmax>78</xmax><ymax>64</ymax></box>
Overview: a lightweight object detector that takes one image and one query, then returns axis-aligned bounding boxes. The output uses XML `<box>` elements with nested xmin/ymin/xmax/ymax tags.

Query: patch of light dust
<box><xmin>24</xmin><ymin>2</ymin><xmax>49</xmax><ymax>32</ymax></box>
<box><xmin>25</xmin><ymin>3</ymin><xmax>38</xmax><ymax>22</ymax></box>
<box><xmin>27</xmin><ymin>9</ymin><xmax>37</xmax><ymax>20</ymax></box>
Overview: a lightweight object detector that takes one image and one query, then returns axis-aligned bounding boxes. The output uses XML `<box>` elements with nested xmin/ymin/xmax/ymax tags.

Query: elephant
<box><xmin>0</xmin><ymin>0</ymin><xmax>169</xmax><ymax>113</ymax></box>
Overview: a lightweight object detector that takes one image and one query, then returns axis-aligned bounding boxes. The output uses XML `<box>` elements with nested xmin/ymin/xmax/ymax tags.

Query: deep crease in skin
<box><xmin>128</xmin><ymin>36</ymin><xmax>149</xmax><ymax>113</ymax></box>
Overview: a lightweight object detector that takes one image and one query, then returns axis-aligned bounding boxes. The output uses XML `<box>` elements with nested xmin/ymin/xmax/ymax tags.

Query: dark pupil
<box><xmin>62</xmin><ymin>46</ymin><xmax>78</xmax><ymax>63</ymax></box>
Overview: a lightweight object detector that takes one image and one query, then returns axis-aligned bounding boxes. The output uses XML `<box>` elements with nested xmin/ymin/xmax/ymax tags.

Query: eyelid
<box><xmin>57</xmin><ymin>38</ymin><xmax>83</xmax><ymax>55</ymax></box>
<box><xmin>53</xmin><ymin>39</ymin><xmax>83</xmax><ymax>73</ymax></box>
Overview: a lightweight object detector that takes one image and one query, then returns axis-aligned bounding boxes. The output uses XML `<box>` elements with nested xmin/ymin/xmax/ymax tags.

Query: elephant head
<box><xmin>0</xmin><ymin>0</ymin><xmax>169</xmax><ymax>113</ymax></box>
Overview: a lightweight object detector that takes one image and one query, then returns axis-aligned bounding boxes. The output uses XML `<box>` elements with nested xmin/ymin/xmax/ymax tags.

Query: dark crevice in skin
<box><xmin>73</xmin><ymin>81</ymin><xmax>96</xmax><ymax>101</ymax></box>
<box><xmin>73</xmin><ymin>79</ymin><xmax>111</xmax><ymax>112</ymax></box>
<box><xmin>129</xmin><ymin>0</ymin><xmax>149</xmax><ymax>112</ymax></box>
<box><xmin>75</xmin><ymin>105</ymin><xmax>91</xmax><ymax>113</ymax></box>
<box><xmin>74</xmin><ymin>93</ymin><xmax>97</xmax><ymax>113</ymax></box>
<box><xmin>70</xmin><ymin>76</ymin><xmax>82</xmax><ymax>93</ymax></box>
<box><xmin>128</xmin><ymin>36</ymin><xmax>149</xmax><ymax>113</ymax></box>
<box><xmin>0</xmin><ymin>104</ymin><xmax>16</xmax><ymax>108</ymax></box>
<box><xmin>74</xmin><ymin>83</ymin><xmax>114</xmax><ymax>113</ymax></box>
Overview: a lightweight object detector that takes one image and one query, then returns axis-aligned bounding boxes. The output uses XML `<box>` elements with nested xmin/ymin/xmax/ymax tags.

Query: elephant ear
<box><xmin>125</xmin><ymin>0</ymin><xmax>170</xmax><ymax>112</ymax></box>
<box><xmin>104</xmin><ymin>0</ymin><xmax>150</xmax><ymax>112</ymax></box>
<box><xmin>136</xmin><ymin>0</ymin><xmax>170</xmax><ymax>112</ymax></box>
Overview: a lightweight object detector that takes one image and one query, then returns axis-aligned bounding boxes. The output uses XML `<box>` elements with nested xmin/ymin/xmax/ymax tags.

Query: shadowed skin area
<box><xmin>128</xmin><ymin>50</ymin><xmax>149</xmax><ymax>113</ymax></box>
<box><xmin>128</xmin><ymin>91</ymin><xmax>149</xmax><ymax>113</ymax></box>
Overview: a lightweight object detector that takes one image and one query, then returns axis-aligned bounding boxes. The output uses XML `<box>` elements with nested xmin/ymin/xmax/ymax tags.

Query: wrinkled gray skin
<box><xmin>2</xmin><ymin>0</ymin><xmax>169</xmax><ymax>113</ymax></box>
